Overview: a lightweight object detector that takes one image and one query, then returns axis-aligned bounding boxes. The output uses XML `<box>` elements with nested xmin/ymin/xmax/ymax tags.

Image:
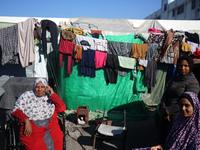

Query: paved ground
<box><xmin>0</xmin><ymin>109</ymin><xmax>159</xmax><ymax>150</ymax></box>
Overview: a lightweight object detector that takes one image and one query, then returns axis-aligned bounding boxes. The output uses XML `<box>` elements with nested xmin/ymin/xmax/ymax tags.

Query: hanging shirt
<box><xmin>58</xmin><ymin>37</ymin><xmax>75</xmax><ymax>74</ymax></box>
<box><xmin>94</xmin><ymin>38</ymin><xmax>108</xmax><ymax>52</ymax></box>
<box><xmin>73</xmin><ymin>44</ymin><xmax>83</xmax><ymax>63</ymax></box>
<box><xmin>95</xmin><ymin>51</ymin><xmax>107</xmax><ymax>69</ymax></box>
<box><xmin>75</xmin><ymin>34</ymin><xmax>95</xmax><ymax>50</ymax></box>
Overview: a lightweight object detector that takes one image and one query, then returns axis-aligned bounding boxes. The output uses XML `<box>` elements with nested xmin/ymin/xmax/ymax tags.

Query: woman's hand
<box><xmin>24</xmin><ymin>118</ymin><xmax>32</xmax><ymax>136</ymax></box>
<box><xmin>45</xmin><ymin>86</ymin><xmax>54</xmax><ymax>95</ymax></box>
<box><xmin>151</xmin><ymin>145</ymin><xmax>163</xmax><ymax>150</ymax></box>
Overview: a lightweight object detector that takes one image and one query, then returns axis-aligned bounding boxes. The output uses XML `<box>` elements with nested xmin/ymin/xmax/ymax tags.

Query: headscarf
<box><xmin>164</xmin><ymin>92</ymin><xmax>200</xmax><ymax>150</ymax></box>
<box><xmin>177</xmin><ymin>55</ymin><xmax>194</xmax><ymax>73</ymax></box>
<box><xmin>12</xmin><ymin>78</ymin><xmax>55</xmax><ymax>121</ymax></box>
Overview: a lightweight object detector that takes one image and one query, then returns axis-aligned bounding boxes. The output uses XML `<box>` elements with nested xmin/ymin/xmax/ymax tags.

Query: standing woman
<box><xmin>158</xmin><ymin>55</ymin><xmax>200</xmax><ymax>144</ymax></box>
<box><xmin>12</xmin><ymin>78</ymin><xmax>66</xmax><ymax>150</ymax></box>
<box><xmin>151</xmin><ymin>92</ymin><xmax>200</xmax><ymax>149</ymax></box>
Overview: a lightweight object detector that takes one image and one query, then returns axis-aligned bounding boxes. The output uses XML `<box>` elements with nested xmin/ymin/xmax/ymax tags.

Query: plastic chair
<box><xmin>5</xmin><ymin>112</ymin><xmax>66</xmax><ymax>150</ymax></box>
<box><xmin>92</xmin><ymin>108</ymin><xmax>127</xmax><ymax>150</ymax></box>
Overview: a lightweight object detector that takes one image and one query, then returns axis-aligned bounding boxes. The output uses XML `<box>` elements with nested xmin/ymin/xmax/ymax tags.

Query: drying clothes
<box><xmin>130</xmin><ymin>43</ymin><xmax>148</xmax><ymax>70</ymax></box>
<box><xmin>58</xmin><ymin>37</ymin><xmax>75</xmax><ymax>74</ymax></box>
<box><xmin>65</xmin><ymin>28</ymin><xmax>86</xmax><ymax>36</ymax></box>
<box><xmin>148</xmin><ymin>28</ymin><xmax>161</xmax><ymax>33</ymax></box>
<box><xmin>75</xmin><ymin>34</ymin><xmax>95</xmax><ymax>50</ymax></box>
<box><xmin>147</xmin><ymin>33</ymin><xmax>165</xmax><ymax>50</ymax></box>
<box><xmin>145</xmin><ymin>61</ymin><xmax>157</xmax><ymax>93</ymax></box>
<box><xmin>0</xmin><ymin>24</ymin><xmax>18</xmax><ymax>65</ymax></box>
<box><xmin>73</xmin><ymin>44</ymin><xmax>83</xmax><ymax>63</ymax></box>
<box><xmin>61</xmin><ymin>30</ymin><xmax>76</xmax><ymax>42</ymax></box>
<box><xmin>173</xmin><ymin>40</ymin><xmax>180</xmax><ymax>66</ymax></box>
<box><xmin>185</xmin><ymin>32</ymin><xmax>199</xmax><ymax>44</ymax></box>
<box><xmin>94</xmin><ymin>38</ymin><xmax>108</xmax><ymax>52</ymax></box>
<box><xmin>174</xmin><ymin>31</ymin><xmax>186</xmax><ymax>42</ymax></box>
<box><xmin>18</xmin><ymin>18</ymin><xmax>40</xmax><ymax>68</ymax></box>
<box><xmin>118</xmin><ymin>56</ymin><xmax>137</xmax><ymax>78</ymax></box>
<box><xmin>138</xmin><ymin>59</ymin><xmax>148</xmax><ymax>67</ymax></box>
<box><xmin>182</xmin><ymin>42</ymin><xmax>191</xmax><ymax>56</ymax></box>
<box><xmin>146</xmin><ymin>43</ymin><xmax>159</xmax><ymax>61</ymax></box>
<box><xmin>107</xmin><ymin>41</ymin><xmax>132</xmax><ymax>55</ymax></box>
<box><xmin>193</xmin><ymin>47</ymin><xmax>200</xmax><ymax>59</ymax></box>
<box><xmin>81</xmin><ymin>49</ymin><xmax>96</xmax><ymax>77</ymax></box>
<box><xmin>41</xmin><ymin>20</ymin><xmax>58</xmax><ymax>52</ymax></box>
<box><xmin>95</xmin><ymin>51</ymin><xmax>107</xmax><ymax>69</ymax></box>
<box><xmin>157</xmin><ymin>29</ymin><xmax>174</xmax><ymax>62</ymax></box>
<box><xmin>134</xmin><ymin>34</ymin><xmax>147</xmax><ymax>43</ymax></box>
<box><xmin>187</xmin><ymin>41</ymin><xmax>199</xmax><ymax>54</ymax></box>
<box><xmin>91</xmin><ymin>33</ymin><xmax>99</xmax><ymax>39</ymax></box>
<box><xmin>105</xmin><ymin>54</ymin><xmax>119</xmax><ymax>84</ymax></box>
<box><xmin>91</xmin><ymin>30</ymin><xmax>102</xmax><ymax>35</ymax></box>
<box><xmin>160</xmin><ymin>44</ymin><xmax>174</xmax><ymax>64</ymax></box>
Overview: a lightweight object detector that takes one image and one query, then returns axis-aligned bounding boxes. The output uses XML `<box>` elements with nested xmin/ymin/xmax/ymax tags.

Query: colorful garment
<box><xmin>12</xmin><ymin>78</ymin><xmax>66</xmax><ymax>150</ymax></box>
<box><xmin>164</xmin><ymin>92</ymin><xmax>200</xmax><ymax>150</ymax></box>
<box><xmin>65</xmin><ymin>27</ymin><xmax>86</xmax><ymax>36</ymax></box>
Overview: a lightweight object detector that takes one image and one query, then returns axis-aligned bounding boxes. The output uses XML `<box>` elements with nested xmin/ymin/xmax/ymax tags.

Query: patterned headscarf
<box><xmin>164</xmin><ymin>92</ymin><xmax>200</xmax><ymax>150</ymax></box>
<box><xmin>12</xmin><ymin>78</ymin><xmax>55</xmax><ymax>121</ymax></box>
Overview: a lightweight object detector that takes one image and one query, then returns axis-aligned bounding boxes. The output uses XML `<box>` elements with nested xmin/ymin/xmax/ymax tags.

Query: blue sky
<box><xmin>0</xmin><ymin>0</ymin><xmax>161</xmax><ymax>19</ymax></box>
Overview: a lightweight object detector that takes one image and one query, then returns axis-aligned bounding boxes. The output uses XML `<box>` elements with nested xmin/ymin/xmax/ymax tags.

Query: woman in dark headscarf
<box><xmin>158</xmin><ymin>55</ymin><xmax>200</xmax><ymax>145</ymax></box>
<box><xmin>12</xmin><ymin>78</ymin><xmax>66</xmax><ymax>150</ymax></box>
<box><xmin>151</xmin><ymin>92</ymin><xmax>200</xmax><ymax>150</ymax></box>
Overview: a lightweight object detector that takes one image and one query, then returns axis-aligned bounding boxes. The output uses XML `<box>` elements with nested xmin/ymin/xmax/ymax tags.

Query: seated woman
<box><xmin>12</xmin><ymin>78</ymin><xmax>66</xmax><ymax>150</ymax></box>
<box><xmin>151</xmin><ymin>92</ymin><xmax>200</xmax><ymax>150</ymax></box>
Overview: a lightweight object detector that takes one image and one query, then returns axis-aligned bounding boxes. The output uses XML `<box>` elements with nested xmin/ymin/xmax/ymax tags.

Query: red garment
<box><xmin>193</xmin><ymin>47</ymin><xmax>200</xmax><ymax>59</ymax></box>
<box><xmin>58</xmin><ymin>37</ymin><xmax>75</xmax><ymax>74</ymax></box>
<box><xmin>148</xmin><ymin>28</ymin><xmax>161</xmax><ymax>33</ymax></box>
<box><xmin>95</xmin><ymin>51</ymin><xmax>107</xmax><ymax>69</ymax></box>
<box><xmin>12</xmin><ymin>93</ymin><xmax>66</xmax><ymax>150</ymax></box>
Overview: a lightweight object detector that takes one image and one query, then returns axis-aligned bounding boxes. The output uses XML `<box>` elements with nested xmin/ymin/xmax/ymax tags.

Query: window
<box><xmin>164</xmin><ymin>3</ymin><xmax>167</xmax><ymax>11</ymax></box>
<box><xmin>192</xmin><ymin>0</ymin><xmax>196</xmax><ymax>9</ymax></box>
<box><xmin>172</xmin><ymin>9</ymin><xmax>175</xmax><ymax>17</ymax></box>
<box><xmin>178</xmin><ymin>5</ymin><xmax>184</xmax><ymax>14</ymax></box>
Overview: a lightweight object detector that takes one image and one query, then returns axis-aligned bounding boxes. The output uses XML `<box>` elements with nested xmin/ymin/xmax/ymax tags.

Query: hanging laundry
<box><xmin>0</xmin><ymin>24</ymin><xmax>18</xmax><ymax>65</ymax></box>
<box><xmin>157</xmin><ymin>29</ymin><xmax>174</xmax><ymax>62</ymax></box>
<box><xmin>91</xmin><ymin>30</ymin><xmax>102</xmax><ymax>35</ymax></box>
<box><xmin>148</xmin><ymin>28</ymin><xmax>162</xmax><ymax>33</ymax></box>
<box><xmin>147</xmin><ymin>33</ymin><xmax>165</xmax><ymax>50</ymax></box>
<box><xmin>94</xmin><ymin>38</ymin><xmax>108</xmax><ymax>52</ymax></box>
<box><xmin>107</xmin><ymin>41</ymin><xmax>132</xmax><ymax>55</ymax></box>
<box><xmin>193</xmin><ymin>47</ymin><xmax>200</xmax><ymax>59</ymax></box>
<box><xmin>73</xmin><ymin>44</ymin><xmax>83</xmax><ymax>63</ymax></box>
<box><xmin>58</xmin><ymin>37</ymin><xmax>75</xmax><ymax>74</ymax></box>
<box><xmin>118</xmin><ymin>56</ymin><xmax>137</xmax><ymax>78</ymax></box>
<box><xmin>160</xmin><ymin>44</ymin><xmax>174</xmax><ymax>64</ymax></box>
<box><xmin>185</xmin><ymin>32</ymin><xmax>199</xmax><ymax>44</ymax></box>
<box><xmin>41</xmin><ymin>20</ymin><xmax>58</xmax><ymax>52</ymax></box>
<box><xmin>65</xmin><ymin>27</ymin><xmax>86</xmax><ymax>36</ymax></box>
<box><xmin>95</xmin><ymin>51</ymin><xmax>107</xmax><ymax>69</ymax></box>
<box><xmin>134</xmin><ymin>34</ymin><xmax>147</xmax><ymax>43</ymax></box>
<box><xmin>138</xmin><ymin>59</ymin><xmax>148</xmax><ymax>67</ymax></box>
<box><xmin>182</xmin><ymin>42</ymin><xmax>191</xmax><ymax>56</ymax></box>
<box><xmin>75</xmin><ymin>34</ymin><xmax>95</xmax><ymax>50</ymax></box>
<box><xmin>187</xmin><ymin>41</ymin><xmax>199</xmax><ymax>54</ymax></box>
<box><xmin>105</xmin><ymin>54</ymin><xmax>119</xmax><ymax>84</ymax></box>
<box><xmin>18</xmin><ymin>18</ymin><xmax>40</xmax><ymax>68</ymax></box>
<box><xmin>61</xmin><ymin>30</ymin><xmax>76</xmax><ymax>42</ymax></box>
<box><xmin>173</xmin><ymin>40</ymin><xmax>180</xmax><ymax>66</ymax></box>
<box><xmin>145</xmin><ymin>61</ymin><xmax>157</xmax><ymax>93</ymax></box>
<box><xmin>146</xmin><ymin>43</ymin><xmax>159</xmax><ymax>61</ymax></box>
<box><xmin>81</xmin><ymin>49</ymin><xmax>96</xmax><ymax>77</ymax></box>
<box><xmin>130</xmin><ymin>43</ymin><xmax>148</xmax><ymax>70</ymax></box>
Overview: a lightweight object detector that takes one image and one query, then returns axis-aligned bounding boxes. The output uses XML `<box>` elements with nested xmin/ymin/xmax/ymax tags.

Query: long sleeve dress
<box><xmin>12</xmin><ymin>93</ymin><xmax>66</xmax><ymax>150</ymax></box>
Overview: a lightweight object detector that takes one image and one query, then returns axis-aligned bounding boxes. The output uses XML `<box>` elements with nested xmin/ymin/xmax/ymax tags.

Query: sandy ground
<box><xmin>0</xmin><ymin>109</ymin><xmax>159</xmax><ymax>150</ymax></box>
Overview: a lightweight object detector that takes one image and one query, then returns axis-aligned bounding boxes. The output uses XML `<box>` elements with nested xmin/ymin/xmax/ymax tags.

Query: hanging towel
<box><xmin>95</xmin><ymin>51</ymin><xmax>107</xmax><ymax>69</ymax></box>
<box><xmin>105</xmin><ymin>54</ymin><xmax>119</xmax><ymax>84</ymax></box>
<box><xmin>58</xmin><ymin>37</ymin><xmax>75</xmax><ymax>74</ymax></box>
<box><xmin>41</xmin><ymin>20</ymin><xmax>58</xmax><ymax>52</ymax></box>
<box><xmin>81</xmin><ymin>49</ymin><xmax>96</xmax><ymax>77</ymax></box>
<box><xmin>18</xmin><ymin>18</ymin><xmax>40</xmax><ymax>67</ymax></box>
<box><xmin>130</xmin><ymin>43</ymin><xmax>148</xmax><ymax>70</ymax></box>
<box><xmin>0</xmin><ymin>24</ymin><xmax>18</xmax><ymax>65</ymax></box>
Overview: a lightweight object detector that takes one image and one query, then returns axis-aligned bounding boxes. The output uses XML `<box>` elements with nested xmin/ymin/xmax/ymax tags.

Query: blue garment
<box><xmin>81</xmin><ymin>49</ymin><xmax>96</xmax><ymax>77</ymax></box>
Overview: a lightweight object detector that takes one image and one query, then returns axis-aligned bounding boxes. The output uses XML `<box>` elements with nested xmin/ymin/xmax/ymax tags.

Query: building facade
<box><xmin>145</xmin><ymin>0</ymin><xmax>200</xmax><ymax>20</ymax></box>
